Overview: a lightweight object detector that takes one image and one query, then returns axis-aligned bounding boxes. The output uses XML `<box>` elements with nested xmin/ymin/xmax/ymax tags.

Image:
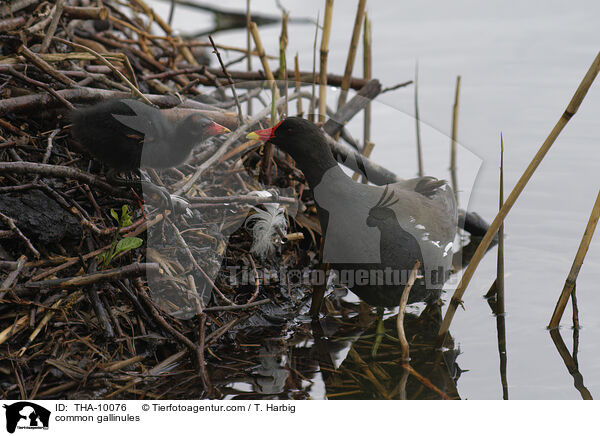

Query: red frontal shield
<box><xmin>246</xmin><ymin>120</ymin><xmax>284</xmax><ymax>141</ymax></box>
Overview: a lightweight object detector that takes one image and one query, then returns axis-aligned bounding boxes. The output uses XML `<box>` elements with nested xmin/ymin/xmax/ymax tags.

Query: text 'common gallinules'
<box><xmin>247</xmin><ymin>117</ymin><xmax>458</xmax><ymax>308</ymax></box>
<box><xmin>70</xmin><ymin>99</ymin><xmax>230</xmax><ymax>207</ymax></box>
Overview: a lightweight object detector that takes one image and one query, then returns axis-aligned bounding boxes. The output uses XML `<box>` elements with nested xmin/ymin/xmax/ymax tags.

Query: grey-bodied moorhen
<box><xmin>70</xmin><ymin>99</ymin><xmax>230</xmax><ymax>207</ymax></box>
<box><xmin>247</xmin><ymin>117</ymin><xmax>457</xmax><ymax>308</ymax></box>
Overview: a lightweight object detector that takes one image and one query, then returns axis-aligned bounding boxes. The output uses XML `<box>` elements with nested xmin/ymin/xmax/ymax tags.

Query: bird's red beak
<box><xmin>246</xmin><ymin>120</ymin><xmax>283</xmax><ymax>142</ymax></box>
<box><xmin>206</xmin><ymin>121</ymin><xmax>231</xmax><ymax>135</ymax></box>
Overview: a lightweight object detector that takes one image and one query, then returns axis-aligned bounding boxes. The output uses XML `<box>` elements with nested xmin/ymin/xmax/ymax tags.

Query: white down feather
<box><xmin>245</xmin><ymin>203</ymin><xmax>287</xmax><ymax>258</ymax></box>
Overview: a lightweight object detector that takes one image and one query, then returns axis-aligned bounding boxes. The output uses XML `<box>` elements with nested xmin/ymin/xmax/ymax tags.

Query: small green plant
<box><xmin>98</xmin><ymin>205</ymin><xmax>143</xmax><ymax>267</ymax></box>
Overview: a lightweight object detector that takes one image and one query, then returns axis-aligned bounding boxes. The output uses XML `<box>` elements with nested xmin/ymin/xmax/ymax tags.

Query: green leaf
<box><xmin>120</xmin><ymin>204</ymin><xmax>133</xmax><ymax>227</ymax></box>
<box><xmin>110</xmin><ymin>208</ymin><xmax>119</xmax><ymax>222</ymax></box>
<box><xmin>114</xmin><ymin>237</ymin><xmax>143</xmax><ymax>254</ymax></box>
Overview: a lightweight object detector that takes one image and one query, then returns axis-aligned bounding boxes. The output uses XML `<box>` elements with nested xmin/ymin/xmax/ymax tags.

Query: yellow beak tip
<box><xmin>246</xmin><ymin>132</ymin><xmax>259</xmax><ymax>140</ymax></box>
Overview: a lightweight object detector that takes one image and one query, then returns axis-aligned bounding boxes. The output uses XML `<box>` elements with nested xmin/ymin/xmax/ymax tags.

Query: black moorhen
<box><xmin>247</xmin><ymin>117</ymin><xmax>457</xmax><ymax>308</ymax></box>
<box><xmin>70</xmin><ymin>99</ymin><xmax>230</xmax><ymax>206</ymax></box>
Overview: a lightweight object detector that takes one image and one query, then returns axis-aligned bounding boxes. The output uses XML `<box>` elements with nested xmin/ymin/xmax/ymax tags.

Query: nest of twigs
<box><xmin>0</xmin><ymin>0</ymin><xmax>379</xmax><ymax>400</ymax></box>
<box><xmin>0</xmin><ymin>0</ymin><xmax>313</xmax><ymax>399</ymax></box>
<box><xmin>0</xmin><ymin>0</ymin><xmax>448</xmax><ymax>400</ymax></box>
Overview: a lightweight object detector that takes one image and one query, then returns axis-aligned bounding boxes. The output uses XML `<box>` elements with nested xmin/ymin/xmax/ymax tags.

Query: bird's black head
<box><xmin>247</xmin><ymin>117</ymin><xmax>327</xmax><ymax>159</ymax></box>
<box><xmin>246</xmin><ymin>117</ymin><xmax>337</xmax><ymax>187</ymax></box>
<box><xmin>177</xmin><ymin>114</ymin><xmax>230</xmax><ymax>144</ymax></box>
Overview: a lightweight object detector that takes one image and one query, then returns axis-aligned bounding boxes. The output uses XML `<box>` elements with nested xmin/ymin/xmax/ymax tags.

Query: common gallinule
<box><xmin>247</xmin><ymin>117</ymin><xmax>457</xmax><ymax>308</ymax></box>
<box><xmin>70</xmin><ymin>99</ymin><xmax>230</xmax><ymax>206</ymax></box>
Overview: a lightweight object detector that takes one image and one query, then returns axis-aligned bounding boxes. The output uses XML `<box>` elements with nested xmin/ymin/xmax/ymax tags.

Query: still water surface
<box><xmin>152</xmin><ymin>0</ymin><xmax>600</xmax><ymax>399</ymax></box>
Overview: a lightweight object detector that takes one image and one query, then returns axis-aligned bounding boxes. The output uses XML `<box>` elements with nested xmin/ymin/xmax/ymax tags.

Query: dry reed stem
<box><xmin>0</xmin><ymin>316</ymin><xmax>28</xmax><ymax>346</ymax></box>
<box><xmin>190</xmin><ymin>194</ymin><xmax>295</xmax><ymax>205</ymax></box>
<box><xmin>24</xmin><ymin>263</ymin><xmax>159</xmax><ymax>289</ymax></box>
<box><xmin>397</xmin><ymin>260</ymin><xmax>420</xmax><ymax>362</ymax></box>
<box><xmin>126</xmin><ymin>0</ymin><xmax>199</xmax><ymax>68</ymax></box>
<box><xmin>40</xmin><ymin>0</ymin><xmax>64</xmax><ymax>53</ymax></box>
<box><xmin>248</xmin><ymin>21</ymin><xmax>280</xmax><ymax>103</ymax></box>
<box><xmin>414</xmin><ymin>62</ymin><xmax>424</xmax><ymax>177</ymax></box>
<box><xmin>246</xmin><ymin>0</ymin><xmax>253</xmax><ymax>116</ymax></box>
<box><xmin>168</xmin><ymin>0</ymin><xmax>176</xmax><ymax>26</ymax></box>
<box><xmin>0</xmin><ymin>162</ymin><xmax>121</xmax><ymax>194</ymax></box>
<box><xmin>361</xmin><ymin>12</ymin><xmax>372</xmax><ymax>181</ymax></box>
<box><xmin>208</xmin><ymin>35</ymin><xmax>244</xmax><ymax>125</ymax></box>
<box><xmin>347</xmin><ymin>348</ymin><xmax>391</xmax><ymax>399</ymax></box>
<box><xmin>309</xmin><ymin>11</ymin><xmax>320</xmax><ymax>122</ymax></box>
<box><xmin>402</xmin><ymin>364</ymin><xmax>452</xmax><ymax>400</ymax></box>
<box><xmin>497</xmin><ymin>133</ymin><xmax>508</xmax><ymax>399</ymax></box>
<box><xmin>549</xmin><ymin>189</ymin><xmax>600</xmax><ymax>328</ymax></box>
<box><xmin>17</xmin><ymin>45</ymin><xmax>77</xmax><ymax>88</ymax></box>
<box><xmin>63</xmin><ymin>6</ymin><xmax>108</xmax><ymax>20</ymax></box>
<box><xmin>34</xmin><ymin>382</ymin><xmax>78</xmax><ymax>400</ymax></box>
<box><xmin>0</xmin><ymin>0</ymin><xmax>38</xmax><ymax>16</ymax></box>
<box><xmin>175</xmin><ymin>91</ymin><xmax>302</xmax><ymax>195</ymax></box>
<box><xmin>107</xmin><ymin>15</ymin><xmax>167</xmax><ymax>41</ymax></box>
<box><xmin>182</xmin><ymin>41</ymin><xmax>277</xmax><ymax>59</ymax></box>
<box><xmin>549</xmin><ymin>329</ymin><xmax>593</xmax><ymax>399</ymax></box>
<box><xmin>323</xmin><ymin>78</ymin><xmax>381</xmax><ymax>135</ymax></box>
<box><xmin>2</xmin><ymin>51</ymin><xmax>129</xmax><ymax>66</ymax></box>
<box><xmin>53</xmin><ymin>37</ymin><xmax>152</xmax><ymax>105</ymax></box>
<box><xmin>203</xmin><ymin>299</ymin><xmax>270</xmax><ymax>312</ymax></box>
<box><xmin>104</xmin><ymin>350</ymin><xmax>187</xmax><ymax>399</ymax></box>
<box><xmin>318</xmin><ymin>0</ymin><xmax>334</xmax><ymax>122</ymax></box>
<box><xmin>450</xmin><ymin>75</ymin><xmax>461</xmax><ymax>201</ymax></box>
<box><xmin>17</xmin><ymin>298</ymin><xmax>64</xmax><ymax>357</ymax></box>
<box><xmin>337</xmin><ymin>0</ymin><xmax>367</xmax><ymax>110</ymax></box>
<box><xmin>436</xmin><ymin>51</ymin><xmax>600</xmax><ymax>347</ymax></box>
<box><xmin>0</xmin><ymin>211</ymin><xmax>40</xmax><ymax>258</ymax></box>
<box><xmin>150</xmin><ymin>1</ymin><xmax>198</xmax><ymax>66</ymax></box>
<box><xmin>100</xmin><ymin>355</ymin><xmax>146</xmax><ymax>372</ymax></box>
<box><xmin>279</xmin><ymin>10</ymin><xmax>289</xmax><ymax>116</ymax></box>
<box><xmin>6</xmin><ymin>66</ymin><xmax>75</xmax><ymax>111</ymax></box>
<box><xmin>130</xmin><ymin>0</ymin><xmax>172</xmax><ymax>36</ymax></box>
<box><xmin>0</xmin><ymin>255</ymin><xmax>26</xmax><ymax>298</ymax></box>
<box><xmin>497</xmin><ymin>133</ymin><xmax>505</xmax><ymax>314</ymax></box>
<box><xmin>397</xmin><ymin>367</ymin><xmax>409</xmax><ymax>400</ymax></box>
<box><xmin>0</xmin><ymin>16</ymin><xmax>26</xmax><ymax>31</ymax></box>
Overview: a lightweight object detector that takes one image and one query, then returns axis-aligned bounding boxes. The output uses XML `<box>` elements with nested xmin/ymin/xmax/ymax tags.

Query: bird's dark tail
<box><xmin>458</xmin><ymin>209</ymin><xmax>498</xmax><ymax>241</ymax></box>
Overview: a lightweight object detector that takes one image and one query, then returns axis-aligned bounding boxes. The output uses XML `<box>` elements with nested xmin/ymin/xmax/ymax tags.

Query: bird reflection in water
<box><xmin>216</xmin><ymin>297</ymin><xmax>461</xmax><ymax>400</ymax></box>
